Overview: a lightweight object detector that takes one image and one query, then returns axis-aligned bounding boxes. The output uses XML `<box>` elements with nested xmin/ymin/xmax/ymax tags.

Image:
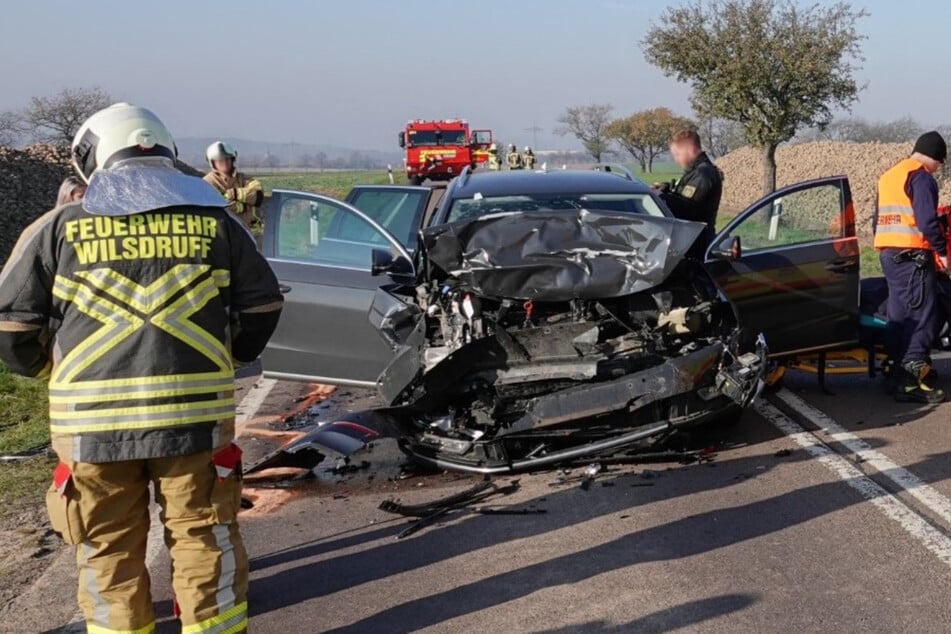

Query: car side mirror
<box><xmin>397</xmin><ymin>132</ymin><xmax>405</xmax><ymax>149</ymax></box>
<box><xmin>371</xmin><ymin>248</ymin><xmax>413</xmax><ymax>277</ymax></box>
<box><xmin>710</xmin><ymin>235</ymin><xmax>741</xmax><ymax>261</ymax></box>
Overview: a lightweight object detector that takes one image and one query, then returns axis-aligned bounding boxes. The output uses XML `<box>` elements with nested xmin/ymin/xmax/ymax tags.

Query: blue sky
<box><xmin>0</xmin><ymin>0</ymin><xmax>947</xmax><ymax>151</ymax></box>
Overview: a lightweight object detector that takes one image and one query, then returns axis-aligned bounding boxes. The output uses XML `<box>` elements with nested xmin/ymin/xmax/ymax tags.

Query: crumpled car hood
<box><xmin>421</xmin><ymin>210</ymin><xmax>705</xmax><ymax>302</ymax></box>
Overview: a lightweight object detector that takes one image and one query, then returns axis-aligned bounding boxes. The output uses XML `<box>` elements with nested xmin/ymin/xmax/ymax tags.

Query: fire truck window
<box><xmin>408</xmin><ymin>130</ymin><xmax>467</xmax><ymax>146</ymax></box>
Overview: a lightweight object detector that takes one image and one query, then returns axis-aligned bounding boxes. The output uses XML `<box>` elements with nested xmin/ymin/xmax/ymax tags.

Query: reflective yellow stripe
<box><xmin>50</xmin><ymin>410</ymin><xmax>234</xmax><ymax>434</ymax></box>
<box><xmin>86</xmin><ymin>621</ymin><xmax>155</xmax><ymax>634</ymax></box>
<box><xmin>49</xmin><ymin>381</ymin><xmax>234</xmax><ymax>404</ymax></box>
<box><xmin>49</xmin><ymin>370</ymin><xmax>233</xmax><ymax>391</ymax></box>
<box><xmin>75</xmin><ymin>264</ymin><xmax>209</xmax><ymax>314</ymax></box>
<box><xmin>52</xmin><ymin>397</ymin><xmax>235</xmax><ymax>420</ymax></box>
<box><xmin>52</xmin><ymin>277</ymin><xmax>144</xmax><ymax>383</ymax></box>
<box><xmin>182</xmin><ymin>601</ymin><xmax>248</xmax><ymax>634</ymax></box>
<box><xmin>151</xmin><ymin>276</ymin><xmax>231</xmax><ymax>370</ymax></box>
<box><xmin>212</xmin><ymin>269</ymin><xmax>230</xmax><ymax>288</ymax></box>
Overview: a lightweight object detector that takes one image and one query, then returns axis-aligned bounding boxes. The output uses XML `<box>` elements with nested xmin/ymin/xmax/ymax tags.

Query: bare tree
<box><xmin>696</xmin><ymin>116</ymin><xmax>745</xmax><ymax>158</ymax></box>
<box><xmin>556</xmin><ymin>103</ymin><xmax>614</xmax><ymax>163</ymax></box>
<box><xmin>24</xmin><ymin>87</ymin><xmax>113</xmax><ymax>146</ymax></box>
<box><xmin>0</xmin><ymin>111</ymin><xmax>23</xmax><ymax>146</ymax></box>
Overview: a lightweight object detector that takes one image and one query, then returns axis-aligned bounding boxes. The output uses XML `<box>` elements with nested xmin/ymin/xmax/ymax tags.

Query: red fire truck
<box><xmin>398</xmin><ymin>119</ymin><xmax>493</xmax><ymax>184</ymax></box>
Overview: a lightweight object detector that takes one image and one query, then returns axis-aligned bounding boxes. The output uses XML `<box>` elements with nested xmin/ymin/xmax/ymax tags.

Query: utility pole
<box><xmin>524</xmin><ymin>123</ymin><xmax>543</xmax><ymax>149</ymax></box>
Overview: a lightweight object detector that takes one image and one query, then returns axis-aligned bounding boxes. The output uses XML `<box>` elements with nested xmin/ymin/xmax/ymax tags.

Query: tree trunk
<box><xmin>637</xmin><ymin>157</ymin><xmax>647</xmax><ymax>172</ymax></box>
<box><xmin>647</xmin><ymin>155</ymin><xmax>654</xmax><ymax>173</ymax></box>
<box><xmin>762</xmin><ymin>144</ymin><xmax>778</xmax><ymax>194</ymax></box>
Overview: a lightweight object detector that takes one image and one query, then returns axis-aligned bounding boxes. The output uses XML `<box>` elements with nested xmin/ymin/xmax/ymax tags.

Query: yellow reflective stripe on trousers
<box><xmin>182</xmin><ymin>601</ymin><xmax>248</xmax><ymax>634</ymax></box>
<box><xmin>86</xmin><ymin>621</ymin><xmax>155</xmax><ymax>634</ymax></box>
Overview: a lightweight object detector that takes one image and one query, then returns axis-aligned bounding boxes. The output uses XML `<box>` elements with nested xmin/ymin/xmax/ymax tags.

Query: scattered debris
<box><xmin>580</xmin><ymin>463</ymin><xmax>603</xmax><ymax>491</ymax></box>
<box><xmin>774</xmin><ymin>448</ymin><xmax>793</xmax><ymax>458</ymax></box>
<box><xmin>380</xmin><ymin>480</ymin><xmax>523</xmax><ymax>539</ymax></box>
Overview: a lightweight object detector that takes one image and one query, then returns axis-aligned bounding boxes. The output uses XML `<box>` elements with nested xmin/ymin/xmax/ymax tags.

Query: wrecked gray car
<box><xmin>253</xmin><ymin>196</ymin><xmax>765</xmax><ymax>474</ymax></box>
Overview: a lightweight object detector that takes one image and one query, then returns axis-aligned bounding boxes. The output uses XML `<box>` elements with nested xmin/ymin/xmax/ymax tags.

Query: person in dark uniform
<box><xmin>874</xmin><ymin>131</ymin><xmax>948</xmax><ymax>403</ymax></box>
<box><xmin>653</xmin><ymin>129</ymin><xmax>723</xmax><ymax>251</ymax></box>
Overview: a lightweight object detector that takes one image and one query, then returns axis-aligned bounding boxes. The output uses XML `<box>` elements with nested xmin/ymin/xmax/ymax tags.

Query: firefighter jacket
<box><xmin>0</xmin><ymin>202</ymin><xmax>283</xmax><ymax>463</ymax></box>
<box><xmin>874</xmin><ymin>158</ymin><xmax>933</xmax><ymax>250</ymax></box>
<box><xmin>524</xmin><ymin>152</ymin><xmax>536</xmax><ymax>169</ymax></box>
<box><xmin>507</xmin><ymin>151</ymin><xmax>524</xmax><ymax>169</ymax></box>
<box><xmin>204</xmin><ymin>169</ymin><xmax>265</xmax><ymax>235</ymax></box>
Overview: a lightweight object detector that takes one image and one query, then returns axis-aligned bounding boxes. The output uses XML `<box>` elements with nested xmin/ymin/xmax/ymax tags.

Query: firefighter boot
<box><xmin>895</xmin><ymin>360</ymin><xmax>946</xmax><ymax>404</ymax></box>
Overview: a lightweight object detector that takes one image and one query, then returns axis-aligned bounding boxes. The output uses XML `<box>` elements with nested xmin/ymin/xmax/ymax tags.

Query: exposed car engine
<box><xmin>367</xmin><ymin>210</ymin><xmax>765</xmax><ymax>473</ymax></box>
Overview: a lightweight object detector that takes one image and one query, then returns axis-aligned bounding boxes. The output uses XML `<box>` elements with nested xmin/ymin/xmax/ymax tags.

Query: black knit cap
<box><xmin>913</xmin><ymin>131</ymin><xmax>947</xmax><ymax>162</ymax></box>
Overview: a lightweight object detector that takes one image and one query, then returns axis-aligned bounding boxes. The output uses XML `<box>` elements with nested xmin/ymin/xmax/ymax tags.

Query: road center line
<box><xmin>773</xmin><ymin>388</ymin><xmax>951</xmax><ymax>528</ymax></box>
<box><xmin>753</xmin><ymin>400</ymin><xmax>951</xmax><ymax>568</ymax></box>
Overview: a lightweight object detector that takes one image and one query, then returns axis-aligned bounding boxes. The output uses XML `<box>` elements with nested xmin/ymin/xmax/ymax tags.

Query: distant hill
<box><xmin>176</xmin><ymin>137</ymin><xmax>403</xmax><ymax>170</ymax></box>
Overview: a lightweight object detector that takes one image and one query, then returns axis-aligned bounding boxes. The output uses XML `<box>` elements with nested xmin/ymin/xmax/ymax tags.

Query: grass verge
<box><xmin>0</xmin><ymin>366</ymin><xmax>52</xmax><ymax>517</ymax></box>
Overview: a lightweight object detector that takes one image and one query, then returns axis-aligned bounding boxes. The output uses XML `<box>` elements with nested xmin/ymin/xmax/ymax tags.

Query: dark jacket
<box><xmin>0</xmin><ymin>202</ymin><xmax>283</xmax><ymax>463</ymax></box>
<box><xmin>661</xmin><ymin>152</ymin><xmax>724</xmax><ymax>246</ymax></box>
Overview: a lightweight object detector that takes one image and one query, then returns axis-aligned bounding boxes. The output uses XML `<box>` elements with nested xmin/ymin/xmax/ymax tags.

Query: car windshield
<box><xmin>408</xmin><ymin>130</ymin><xmax>468</xmax><ymax>147</ymax></box>
<box><xmin>446</xmin><ymin>192</ymin><xmax>667</xmax><ymax>223</ymax></box>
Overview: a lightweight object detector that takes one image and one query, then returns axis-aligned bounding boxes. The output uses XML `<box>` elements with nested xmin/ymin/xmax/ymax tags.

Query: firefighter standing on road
<box><xmin>204</xmin><ymin>142</ymin><xmax>265</xmax><ymax>237</ymax></box>
<box><xmin>523</xmin><ymin>146</ymin><xmax>536</xmax><ymax>170</ymax></box>
<box><xmin>875</xmin><ymin>131</ymin><xmax>948</xmax><ymax>404</ymax></box>
<box><xmin>653</xmin><ymin>129</ymin><xmax>723</xmax><ymax>251</ymax></box>
<box><xmin>487</xmin><ymin>143</ymin><xmax>501</xmax><ymax>171</ymax></box>
<box><xmin>506</xmin><ymin>143</ymin><xmax>524</xmax><ymax>170</ymax></box>
<box><xmin>0</xmin><ymin>103</ymin><xmax>283</xmax><ymax>634</ymax></box>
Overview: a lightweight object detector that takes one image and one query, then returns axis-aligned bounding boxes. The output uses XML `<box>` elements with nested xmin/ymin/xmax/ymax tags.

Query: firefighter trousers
<box><xmin>47</xmin><ymin>449</ymin><xmax>248</xmax><ymax>634</ymax></box>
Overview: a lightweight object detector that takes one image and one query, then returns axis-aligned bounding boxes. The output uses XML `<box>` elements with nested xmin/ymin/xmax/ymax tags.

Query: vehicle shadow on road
<box><xmin>310</xmin><ymin>471</ymin><xmax>900</xmax><ymax>633</ymax></box>
<box><xmin>535</xmin><ymin>593</ymin><xmax>759</xmax><ymax>633</ymax></box>
<box><xmin>247</xmin><ymin>409</ymin><xmax>951</xmax><ymax>631</ymax></box>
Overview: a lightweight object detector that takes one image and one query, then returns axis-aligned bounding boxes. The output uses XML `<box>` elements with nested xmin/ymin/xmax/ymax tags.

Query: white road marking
<box><xmin>754</xmin><ymin>399</ymin><xmax>951</xmax><ymax>567</ymax></box>
<box><xmin>236</xmin><ymin>377</ymin><xmax>278</xmax><ymax>424</ymax></box>
<box><xmin>774</xmin><ymin>388</ymin><xmax>951</xmax><ymax>528</ymax></box>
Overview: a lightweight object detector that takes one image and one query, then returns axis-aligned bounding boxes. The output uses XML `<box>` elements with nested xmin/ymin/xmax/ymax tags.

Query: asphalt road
<box><xmin>11</xmin><ymin>359</ymin><xmax>951</xmax><ymax>633</ymax></box>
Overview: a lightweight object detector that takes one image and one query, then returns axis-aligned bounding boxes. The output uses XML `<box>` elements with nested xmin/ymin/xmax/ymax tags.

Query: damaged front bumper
<box><xmin>245</xmin><ymin>334</ymin><xmax>767</xmax><ymax>476</ymax></box>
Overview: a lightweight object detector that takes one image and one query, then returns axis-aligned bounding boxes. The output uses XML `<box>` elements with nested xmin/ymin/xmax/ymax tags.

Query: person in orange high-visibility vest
<box><xmin>874</xmin><ymin>131</ymin><xmax>948</xmax><ymax>403</ymax></box>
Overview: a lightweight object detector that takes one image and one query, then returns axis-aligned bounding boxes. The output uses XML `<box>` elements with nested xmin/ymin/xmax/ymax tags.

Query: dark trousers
<box><xmin>881</xmin><ymin>249</ymin><xmax>938</xmax><ymax>364</ymax></box>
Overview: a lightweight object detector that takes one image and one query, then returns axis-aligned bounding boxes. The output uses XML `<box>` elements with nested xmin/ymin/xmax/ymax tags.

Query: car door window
<box><xmin>276</xmin><ymin>195</ymin><xmax>395</xmax><ymax>270</ymax></box>
<box><xmin>722</xmin><ymin>184</ymin><xmax>844</xmax><ymax>251</ymax></box>
<box><xmin>346</xmin><ymin>189</ymin><xmax>427</xmax><ymax>249</ymax></box>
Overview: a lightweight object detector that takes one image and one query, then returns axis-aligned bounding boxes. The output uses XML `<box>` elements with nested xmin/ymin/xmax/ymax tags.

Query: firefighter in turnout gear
<box><xmin>874</xmin><ymin>131</ymin><xmax>949</xmax><ymax>404</ymax></box>
<box><xmin>487</xmin><ymin>143</ymin><xmax>501</xmax><ymax>171</ymax></box>
<box><xmin>203</xmin><ymin>141</ymin><xmax>265</xmax><ymax>236</ymax></box>
<box><xmin>506</xmin><ymin>144</ymin><xmax>524</xmax><ymax>170</ymax></box>
<box><xmin>523</xmin><ymin>146</ymin><xmax>536</xmax><ymax>170</ymax></box>
<box><xmin>0</xmin><ymin>103</ymin><xmax>283</xmax><ymax>634</ymax></box>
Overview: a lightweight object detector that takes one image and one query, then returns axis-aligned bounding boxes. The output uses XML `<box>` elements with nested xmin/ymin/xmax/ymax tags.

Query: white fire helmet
<box><xmin>71</xmin><ymin>103</ymin><xmax>177</xmax><ymax>184</ymax></box>
<box><xmin>206</xmin><ymin>141</ymin><xmax>238</xmax><ymax>169</ymax></box>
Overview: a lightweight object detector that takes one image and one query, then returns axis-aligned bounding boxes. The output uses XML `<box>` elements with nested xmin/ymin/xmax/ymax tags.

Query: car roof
<box><xmin>449</xmin><ymin>169</ymin><xmax>654</xmax><ymax>199</ymax></box>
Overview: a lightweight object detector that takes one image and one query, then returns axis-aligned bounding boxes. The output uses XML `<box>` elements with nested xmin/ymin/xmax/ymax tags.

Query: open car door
<box><xmin>261</xmin><ymin>190</ymin><xmax>414</xmax><ymax>386</ymax></box>
<box><xmin>705</xmin><ymin>176</ymin><xmax>859</xmax><ymax>357</ymax></box>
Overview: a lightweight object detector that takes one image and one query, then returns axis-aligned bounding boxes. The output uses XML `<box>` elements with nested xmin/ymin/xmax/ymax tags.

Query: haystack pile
<box><xmin>717</xmin><ymin>141</ymin><xmax>951</xmax><ymax>237</ymax></box>
<box><xmin>0</xmin><ymin>144</ymin><xmax>72</xmax><ymax>264</ymax></box>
